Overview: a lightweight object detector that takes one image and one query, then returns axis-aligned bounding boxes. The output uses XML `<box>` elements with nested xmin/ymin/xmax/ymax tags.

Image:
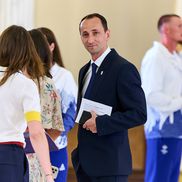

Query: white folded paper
<box><xmin>75</xmin><ymin>98</ymin><xmax>112</xmax><ymax>123</ymax></box>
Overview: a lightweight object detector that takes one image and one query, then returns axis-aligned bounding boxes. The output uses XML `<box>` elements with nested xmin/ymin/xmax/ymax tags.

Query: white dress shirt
<box><xmin>82</xmin><ymin>47</ymin><xmax>111</xmax><ymax>97</ymax></box>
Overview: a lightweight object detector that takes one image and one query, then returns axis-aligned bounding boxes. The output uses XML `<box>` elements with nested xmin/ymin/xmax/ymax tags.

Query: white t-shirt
<box><xmin>0</xmin><ymin>66</ymin><xmax>41</xmax><ymax>144</ymax></box>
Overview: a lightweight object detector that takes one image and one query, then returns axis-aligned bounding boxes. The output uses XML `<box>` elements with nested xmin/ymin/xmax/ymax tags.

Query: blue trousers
<box><xmin>145</xmin><ymin>138</ymin><xmax>182</xmax><ymax>182</ymax></box>
<box><xmin>0</xmin><ymin>144</ymin><xmax>29</xmax><ymax>182</ymax></box>
<box><xmin>50</xmin><ymin>147</ymin><xmax>68</xmax><ymax>182</ymax></box>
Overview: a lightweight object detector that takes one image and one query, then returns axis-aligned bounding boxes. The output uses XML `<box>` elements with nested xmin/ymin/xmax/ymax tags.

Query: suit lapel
<box><xmin>78</xmin><ymin>49</ymin><xmax>117</xmax><ymax>101</ymax></box>
<box><xmin>91</xmin><ymin>50</ymin><xmax>116</xmax><ymax>97</ymax></box>
<box><xmin>79</xmin><ymin>62</ymin><xmax>90</xmax><ymax>92</ymax></box>
<box><xmin>77</xmin><ymin>62</ymin><xmax>90</xmax><ymax>108</ymax></box>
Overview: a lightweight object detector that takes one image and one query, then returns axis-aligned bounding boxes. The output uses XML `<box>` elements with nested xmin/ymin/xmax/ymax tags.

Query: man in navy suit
<box><xmin>72</xmin><ymin>13</ymin><xmax>147</xmax><ymax>182</ymax></box>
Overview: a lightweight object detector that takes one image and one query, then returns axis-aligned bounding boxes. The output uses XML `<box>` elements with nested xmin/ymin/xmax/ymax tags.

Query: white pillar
<box><xmin>0</xmin><ymin>0</ymin><xmax>34</xmax><ymax>32</ymax></box>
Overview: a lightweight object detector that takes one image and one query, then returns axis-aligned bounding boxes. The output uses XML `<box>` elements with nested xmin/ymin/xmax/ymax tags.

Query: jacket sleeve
<box><xmin>96</xmin><ymin>63</ymin><xmax>147</xmax><ymax>136</ymax></box>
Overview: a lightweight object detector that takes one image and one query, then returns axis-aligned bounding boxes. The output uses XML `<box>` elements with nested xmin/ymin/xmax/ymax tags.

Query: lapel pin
<box><xmin>101</xmin><ymin>71</ymin><xmax>104</xmax><ymax>75</ymax></box>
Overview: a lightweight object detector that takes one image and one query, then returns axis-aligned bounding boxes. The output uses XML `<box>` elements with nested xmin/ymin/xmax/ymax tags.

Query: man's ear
<box><xmin>162</xmin><ymin>24</ymin><xmax>170</xmax><ymax>35</ymax></box>
<box><xmin>49</xmin><ymin>43</ymin><xmax>55</xmax><ymax>52</ymax></box>
<box><xmin>106</xmin><ymin>29</ymin><xmax>110</xmax><ymax>40</ymax></box>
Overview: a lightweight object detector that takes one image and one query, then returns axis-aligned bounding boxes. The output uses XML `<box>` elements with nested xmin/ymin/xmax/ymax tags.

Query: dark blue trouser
<box><xmin>145</xmin><ymin>138</ymin><xmax>182</xmax><ymax>182</ymax></box>
<box><xmin>77</xmin><ymin>164</ymin><xmax>128</xmax><ymax>182</ymax></box>
<box><xmin>0</xmin><ymin>144</ymin><xmax>29</xmax><ymax>182</ymax></box>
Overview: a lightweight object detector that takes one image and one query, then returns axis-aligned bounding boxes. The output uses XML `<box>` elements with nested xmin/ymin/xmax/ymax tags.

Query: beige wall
<box><xmin>35</xmin><ymin>0</ymin><xmax>177</xmax><ymax>170</ymax></box>
<box><xmin>35</xmin><ymin>0</ymin><xmax>176</xmax><ymax>77</ymax></box>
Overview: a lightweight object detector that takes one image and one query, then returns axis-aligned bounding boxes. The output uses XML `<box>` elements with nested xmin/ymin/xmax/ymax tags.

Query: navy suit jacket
<box><xmin>72</xmin><ymin>49</ymin><xmax>147</xmax><ymax>177</ymax></box>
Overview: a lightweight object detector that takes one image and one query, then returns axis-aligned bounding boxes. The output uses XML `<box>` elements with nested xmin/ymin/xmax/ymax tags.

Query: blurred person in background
<box><xmin>27</xmin><ymin>29</ymin><xmax>64</xmax><ymax>182</ymax></box>
<box><xmin>141</xmin><ymin>14</ymin><xmax>182</xmax><ymax>182</ymax></box>
<box><xmin>39</xmin><ymin>27</ymin><xmax>77</xmax><ymax>182</ymax></box>
<box><xmin>0</xmin><ymin>25</ymin><xmax>54</xmax><ymax>182</ymax></box>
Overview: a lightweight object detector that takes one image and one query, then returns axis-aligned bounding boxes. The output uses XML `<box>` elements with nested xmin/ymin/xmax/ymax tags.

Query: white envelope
<box><xmin>75</xmin><ymin>98</ymin><xmax>112</xmax><ymax>123</ymax></box>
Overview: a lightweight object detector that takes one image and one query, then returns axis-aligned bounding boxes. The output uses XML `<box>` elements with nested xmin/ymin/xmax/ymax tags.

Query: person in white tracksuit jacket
<box><xmin>141</xmin><ymin>14</ymin><xmax>182</xmax><ymax>182</ymax></box>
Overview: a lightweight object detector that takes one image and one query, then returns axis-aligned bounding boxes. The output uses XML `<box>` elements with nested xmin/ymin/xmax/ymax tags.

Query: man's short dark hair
<box><xmin>157</xmin><ymin>14</ymin><xmax>180</xmax><ymax>32</ymax></box>
<box><xmin>79</xmin><ymin>13</ymin><xmax>108</xmax><ymax>33</ymax></box>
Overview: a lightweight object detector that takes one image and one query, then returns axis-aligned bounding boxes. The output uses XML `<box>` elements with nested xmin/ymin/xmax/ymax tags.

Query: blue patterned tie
<box><xmin>84</xmin><ymin>63</ymin><xmax>97</xmax><ymax>98</ymax></box>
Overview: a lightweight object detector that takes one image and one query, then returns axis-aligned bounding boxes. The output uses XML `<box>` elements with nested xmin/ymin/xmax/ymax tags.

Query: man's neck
<box><xmin>161</xmin><ymin>39</ymin><xmax>177</xmax><ymax>53</ymax></box>
<box><xmin>92</xmin><ymin>52</ymin><xmax>104</xmax><ymax>61</ymax></box>
<box><xmin>91</xmin><ymin>47</ymin><xmax>109</xmax><ymax>61</ymax></box>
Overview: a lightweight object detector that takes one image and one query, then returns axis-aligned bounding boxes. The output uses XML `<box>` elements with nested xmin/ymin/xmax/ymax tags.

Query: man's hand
<box><xmin>83</xmin><ymin>111</ymin><xmax>97</xmax><ymax>133</ymax></box>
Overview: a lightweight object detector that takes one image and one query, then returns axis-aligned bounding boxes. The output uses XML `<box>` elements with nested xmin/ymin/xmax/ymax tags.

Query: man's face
<box><xmin>167</xmin><ymin>17</ymin><xmax>182</xmax><ymax>42</ymax></box>
<box><xmin>80</xmin><ymin>17</ymin><xmax>110</xmax><ymax>60</ymax></box>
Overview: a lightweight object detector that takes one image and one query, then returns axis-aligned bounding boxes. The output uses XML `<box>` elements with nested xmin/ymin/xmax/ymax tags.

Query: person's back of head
<box><xmin>38</xmin><ymin>27</ymin><xmax>64</xmax><ymax>68</ymax></box>
<box><xmin>0</xmin><ymin>25</ymin><xmax>44</xmax><ymax>86</ymax></box>
<box><xmin>29</xmin><ymin>29</ymin><xmax>52</xmax><ymax>78</ymax></box>
<box><xmin>157</xmin><ymin>14</ymin><xmax>180</xmax><ymax>32</ymax></box>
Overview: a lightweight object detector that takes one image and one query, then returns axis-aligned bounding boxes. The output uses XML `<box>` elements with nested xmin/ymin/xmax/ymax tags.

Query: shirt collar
<box><xmin>153</xmin><ymin>41</ymin><xmax>177</xmax><ymax>58</ymax></box>
<box><xmin>91</xmin><ymin>47</ymin><xmax>111</xmax><ymax>67</ymax></box>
